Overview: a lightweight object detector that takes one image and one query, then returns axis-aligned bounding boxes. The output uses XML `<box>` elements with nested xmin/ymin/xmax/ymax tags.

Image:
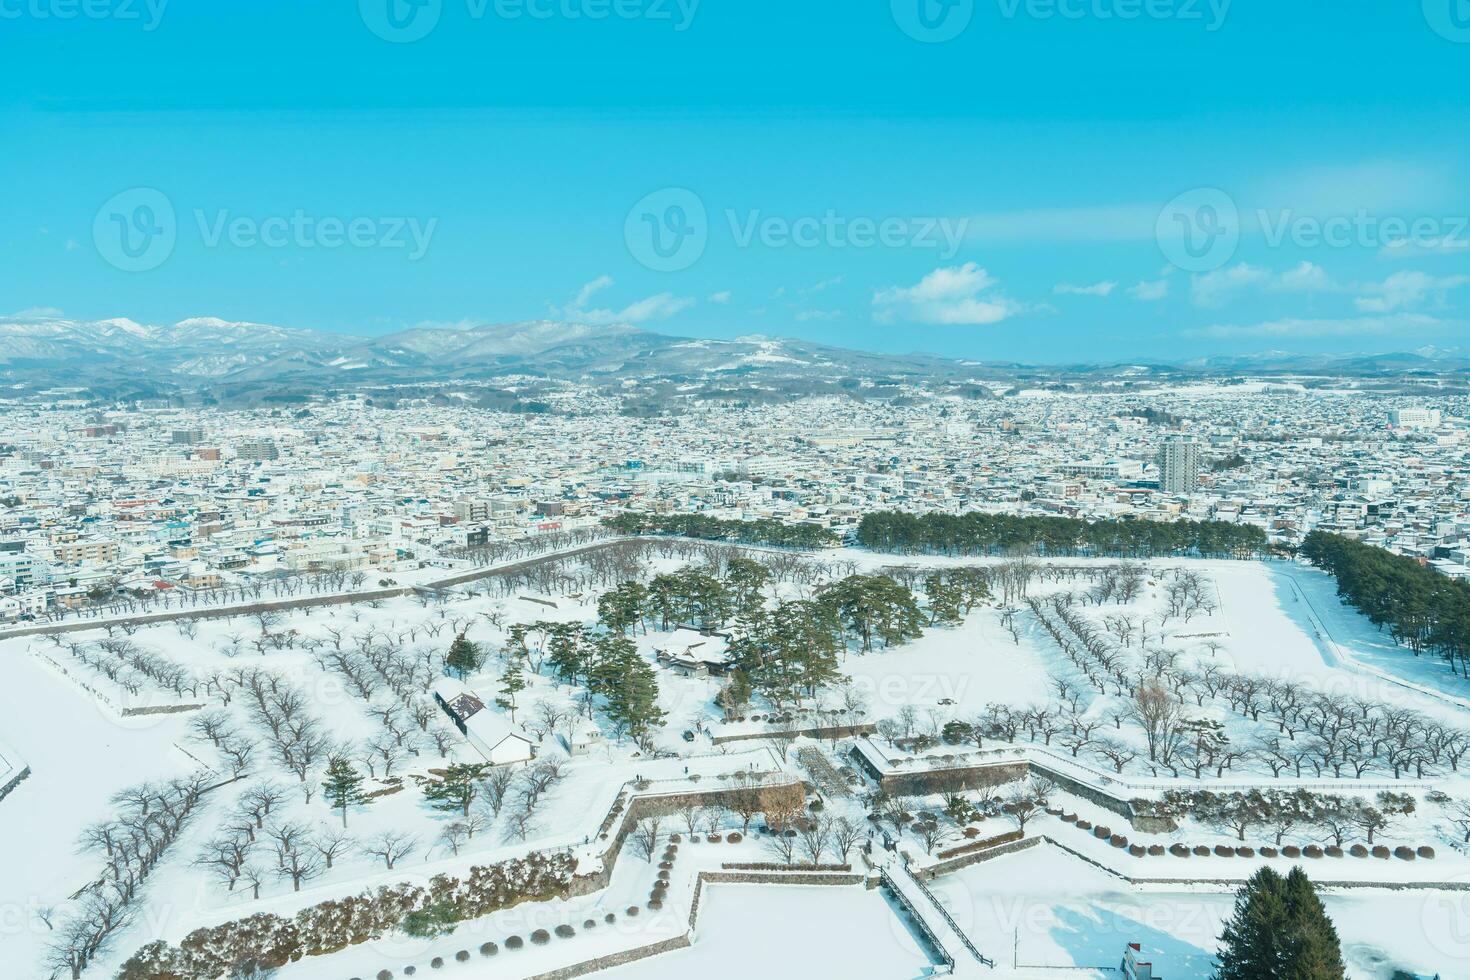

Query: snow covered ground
<box><xmin>937</xmin><ymin>842</ymin><xmax>1465</xmax><ymax>979</ymax></box>
<box><xmin>616</xmin><ymin>883</ymin><xmax>939</xmax><ymax>980</ymax></box>
<box><xmin>5</xmin><ymin>547</ymin><xmax>1470</xmax><ymax>978</ymax></box>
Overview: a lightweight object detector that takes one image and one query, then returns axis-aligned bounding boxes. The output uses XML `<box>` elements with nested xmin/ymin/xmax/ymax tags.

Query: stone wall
<box><xmin>861</xmin><ymin>751</ymin><xmax>1137</xmax><ymax>821</ymax></box>
<box><xmin>713</xmin><ymin>722</ymin><xmax>876</xmax><ymax>745</ymax></box>
<box><xmin>522</xmin><ymin>935</ymin><xmax>694</xmax><ymax>980</ymax></box>
<box><xmin>0</xmin><ymin>764</ymin><xmax>31</xmax><ymax>804</ymax></box>
<box><xmin>920</xmin><ymin>834</ymin><xmax>1041</xmax><ymax>879</ymax></box>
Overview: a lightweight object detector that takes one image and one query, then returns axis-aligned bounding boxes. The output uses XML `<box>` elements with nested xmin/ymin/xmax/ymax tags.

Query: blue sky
<box><xmin>2</xmin><ymin>1</ymin><xmax>1469</xmax><ymax>362</ymax></box>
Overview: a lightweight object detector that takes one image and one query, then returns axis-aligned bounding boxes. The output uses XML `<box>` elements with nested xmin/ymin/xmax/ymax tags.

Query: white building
<box><xmin>431</xmin><ymin>677</ymin><xmax>536</xmax><ymax>766</ymax></box>
<box><xmin>655</xmin><ymin>628</ymin><xmax>730</xmax><ymax>678</ymax></box>
<box><xmin>1391</xmin><ymin>408</ymin><xmax>1442</xmax><ymax>429</ymax></box>
<box><xmin>1157</xmin><ymin>435</ymin><xmax>1201</xmax><ymax>494</ymax></box>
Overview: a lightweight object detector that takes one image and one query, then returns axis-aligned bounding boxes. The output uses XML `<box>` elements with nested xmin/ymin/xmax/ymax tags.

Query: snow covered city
<box><xmin>3</xmin><ymin>3</ymin><xmax>1470</xmax><ymax>979</ymax></box>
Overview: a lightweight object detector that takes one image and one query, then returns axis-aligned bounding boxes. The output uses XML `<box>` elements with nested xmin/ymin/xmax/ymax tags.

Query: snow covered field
<box><xmin>4</xmin><ymin>545</ymin><xmax>1470</xmax><ymax>978</ymax></box>
<box><xmin>937</xmin><ymin>842</ymin><xmax>1465</xmax><ymax>979</ymax></box>
<box><xmin>615</xmin><ymin>883</ymin><xmax>939</xmax><ymax>980</ymax></box>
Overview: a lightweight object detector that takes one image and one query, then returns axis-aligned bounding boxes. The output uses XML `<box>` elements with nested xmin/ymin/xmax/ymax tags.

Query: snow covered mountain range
<box><xmin>0</xmin><ymin>313</ymin><xmax>1464</xmax><ymax>393</ymax></box>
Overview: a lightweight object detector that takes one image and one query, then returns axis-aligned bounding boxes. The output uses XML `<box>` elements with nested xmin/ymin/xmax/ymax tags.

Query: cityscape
<box><xmin>5</xmin><ymin>3</ymin><xmax>1470</xmax><ymax>980</ymax></box>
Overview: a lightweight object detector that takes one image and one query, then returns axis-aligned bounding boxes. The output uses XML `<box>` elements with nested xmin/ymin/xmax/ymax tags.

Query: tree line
<box><xmin>855</xmin><ymin>510</ymin><xmax>1268</xmax><ymax>558</ymax></box>
<box><xmin>602</xmin><ymin>512</ymin><xmax>840</xmax><ymax>549</ymax></box>
<box><xmin>1302</xmin><ymin>531</ymin><xmax>1470</xmax><ymax>674</ymax></box>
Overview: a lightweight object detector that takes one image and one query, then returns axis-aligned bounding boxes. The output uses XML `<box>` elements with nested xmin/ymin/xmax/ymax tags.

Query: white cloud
<box><xmin>1128</xmin><ymin>279</ymin><xmax>1170</xmax><ymax>302</ymax></box>
<box><xmin>1054</xmin><ymin>281</ymin><xmax>1116</xmax><ymax>297</ymax></box>
<box><xmin>1353</xmin><ymin>271</ymin><xmax>1470</xmax><ymax>313</ymax></box>
<box><xmin>795</xmin><ymin>309</ymin><xmax>842</xmax><ymax>322</ymax></box>
<box><xmin>1184</xmin><ymin>312</ymin><xmax>1444</xmax><ymax>339</ymax></box>
<box><xmin>707</xmin><ymin>290</ymin><xmax>732</xmax><ymax>304</ymax></box>
<box><xmin>559</xmin><ymin>277</ymin><xmax>695</xmax><ymax>325</ymax></box>
<box><xmin>1190</xmin><ymin>262</ymin><xmax>1335</xmax><ymax>307</ymax></box>
<box><xmin>1253</xmin><ymin>160</ymin><xmax>1455</xmax><ymax>216</ymax></box>
<box><xmin>1</xmin><ymin>306</ymin><xmax>65</xmax><ymax>321</ymax></box>
<box><xmin>872</xmin><ymin>263</ymin><xmax>1025</xmax><ymax>326</ymax></box>
<box><xmin>572</xmin><ymin>275</ymin><xmax>615</xmax><ymax>309</ymax></box>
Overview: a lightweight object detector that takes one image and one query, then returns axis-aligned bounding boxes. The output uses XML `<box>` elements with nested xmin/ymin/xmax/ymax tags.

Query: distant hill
<box><xmin>1</xmin><ymin>313</ymin><xmax>1465</xmax><ymax>397</ymax></box>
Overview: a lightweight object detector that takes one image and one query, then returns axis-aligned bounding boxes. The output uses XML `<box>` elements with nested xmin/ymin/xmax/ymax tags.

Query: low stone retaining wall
<box><xmin>522</xmin><ymin>935</ymin><xmax>693</xmax><ymax>980</ymax></box>
<box><xmin>0</xmin><ymin>763</ymin><xmax>31</xmax><ymax>803</ymax></box>
<box><xmin>920</xmin><ymin>835</ymin><xmax>1041</xmax><ymax>879</ymax></box>
<box><xmin>577</xmin><ymin>777</ymin><xmax>807</xmax><ymax>894</ymax></box>
<box><xmin>699</xmin><ymin>870</ymin><xmax>864</xmax><ymax>886</ymax></box>
<box><xmin>713</xmin><ymin>722</ymin><xmax>876</xmax><ymax>745</ymax></box>
<box><xmin>927</xmin><ymin>836</ymin><xmax>1470</xmax><ymax>893</ymax></box>
<box><xmin>531</xmin><ymin>867</ymin><xmax>864</xmax><ymax>979</ymax></box>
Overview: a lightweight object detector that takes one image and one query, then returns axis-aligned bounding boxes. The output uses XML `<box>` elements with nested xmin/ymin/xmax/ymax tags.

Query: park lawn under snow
<box><xmin>607</xmin><ymin>883</ymin><xmax>940</xmax><ymax>980</ymax></box>
<box><xmin>938</xmin><ymin>842</ymin><xmax>1463</xmax><ymax>980</ymax></box>
<box><xmin>9</xmin><ymin>548</ymin><xmax>1470</xmax><ymax>978</ymax></box>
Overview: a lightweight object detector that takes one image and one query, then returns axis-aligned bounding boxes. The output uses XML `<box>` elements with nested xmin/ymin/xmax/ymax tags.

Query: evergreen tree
<box><xmin>924</xmin><ymin>572</ymin><xmax>965</xmax><ymax>626</ymax></box>
<box><xmin>1279</xmin><ymin>867</ymin><xmax>1346</xmax><ymax>979</ymax></box>
<box><xmin>591</xmin><ymin>639</ymin><xmax>664</xmax><ymax>745</ymax></box>
<box><xmin>597</xmin><ymin>581</ymin><xmax>648</xmax><ymax>635</ymax></box>
<box><xmin>322</xmin><ymin>756</ymin><xmax>372</xmax><ymax>827</ymax></box>
<box><xmin>1216</xmin><ymin>866</ymin><xmax>1345</xmax><ymax>980</ymax></box>
<box><xmin>445</xmin><ymin>632</ymin><xmax>481</xmax><ymax>680</ymax></box>
<box><xmin>496</xmin><ymin>657</ymin><xmax>526</xmax><ymax>722</ymax></box>
<box><xmin>546</xmin><ymin>623</ymin><xmax>593</xmax><ymax>685</ymax></box>
<box><xmin>724</xmin><ymin>557</ymin><xmax>771</xmax><ymax>619</ymax></box>
<box><xmin>412</xmin><ymin>762</ymin><xmax>490</xmax><ymax>817</ymax></box>
<box><xmin>820</xmin><ymin>574</ymin><xmax>926</xmax><ymax>652</ymax></box>
<box><xmin>718</xmin><ymin>667</ymin><xmax>753</xmax><ymax>719</ymax></box>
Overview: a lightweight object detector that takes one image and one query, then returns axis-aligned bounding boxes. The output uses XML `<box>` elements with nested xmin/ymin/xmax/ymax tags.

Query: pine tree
<box><xmin>1216</xmin><ymin>866</ymin><xmax>1345</xmax><ymax>980</ymax></box>
<box><xmin>496</xmin><ymin>657</ymin><xmax>526</xmax><ymax>722</ymax></box>
<box><xmin>322</xmin><ymin>756</ymin><xmax>372</xmax><ymax>827</ymax></box>
<box><xmin>446</xmin><ymin>632</ymin><xmax>480</xmax><ymax>680</ymax></box>
<box><xmin>718</xmin><ymin>668</ymin><xmax>753</xmax><ymax>720</ymax></box>
<box><xmin>597</xmin><ymin>581</ymin><xmax>648</xmax><ymax>635</ymax></box>
<box><xmin>412</xmin><ymin>762</ymin><xmax>490</xmax><ymax>817</ymax></box>
<box><xmin>924</xmin><ymin>572</ymin><xmax>965</xmax><ymax>626</ymax></box>
<box><xmin>1216</xmin><ymin>867</ymin><xmax>1290</xmax><ymax>980</ymax></box>
<box><xmin>546</xmin><ymin>623</ymin><xmax>592</xmax><ymax>685</ymax></box>
<box><xmin>1279</xmin><ymin>867</ymin><xmax>1346</xmax><ymax>979</ymax></box>
<box><xmin>598</xmin><ymin>647</ymin><xmax>665</xmax><ymax>745</ymax></box>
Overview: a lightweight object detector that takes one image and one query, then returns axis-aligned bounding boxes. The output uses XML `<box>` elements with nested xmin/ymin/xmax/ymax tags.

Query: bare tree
<box><xmin>362</xmin><ymin>831</ymin><xmax>417</xmax><ymax>869</ymax></box>
<box><xmin>631</xmin><ymin>817</ymin><xmax>664</xmax><ymax>862</ymax></box>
